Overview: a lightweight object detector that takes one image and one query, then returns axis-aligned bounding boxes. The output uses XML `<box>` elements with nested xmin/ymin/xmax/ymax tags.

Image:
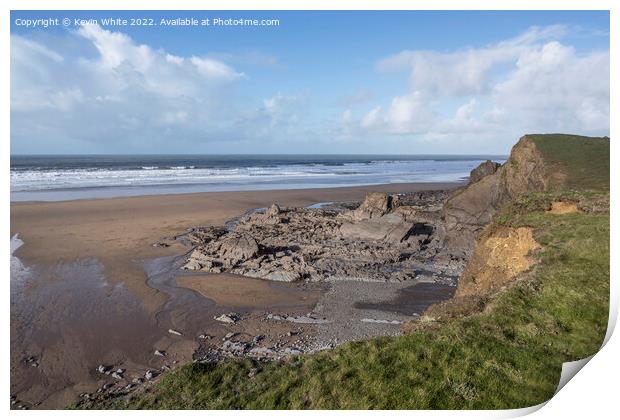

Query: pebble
<box><xmin>214</xmin><ymin>313</ymin><xmax>241</xmax><ymax>324</ymax></box>
<box><xmin>154</xmin><ymin>350</ymin><xmax>167</xmax><ymax>357</ymax></box>
<box><xmin>97</xmin><ymin>364</ymin><xmax>111</xmax><ymax>375</ymax></box>
<box><xmin>223</xmin><ymin>332</ymin><xmax>237</xmax><ymax>340</ymax></box>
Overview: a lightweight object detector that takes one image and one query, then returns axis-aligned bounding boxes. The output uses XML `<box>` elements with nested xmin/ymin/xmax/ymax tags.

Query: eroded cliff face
<box><xmin>442</xmin><ymin>136</ymin><xmax>549</xmax><ymax>256</ymax></box>
<box><xmin>455</xmin><ymin>226</ymin><xmax>540</xmax><ymax>297</ymax></box>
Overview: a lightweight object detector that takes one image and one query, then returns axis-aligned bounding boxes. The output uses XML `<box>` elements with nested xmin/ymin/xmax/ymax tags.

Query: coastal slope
<box><xmin>78</xmin><ymin>134</ymin><xmax>610</xmax><ymax>409</ymax></box>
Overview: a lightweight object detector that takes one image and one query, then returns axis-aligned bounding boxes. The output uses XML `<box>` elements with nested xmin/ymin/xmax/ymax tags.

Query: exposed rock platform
<box><xmin>182</xmin><ymin>190</ymin><xmax>461</xmax><ymax>285</ymax></box>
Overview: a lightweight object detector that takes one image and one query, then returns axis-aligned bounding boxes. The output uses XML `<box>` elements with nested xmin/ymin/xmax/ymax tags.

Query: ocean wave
<box><xmin>10</xmin><ymin>157</ymin><xmax>506</xmax><ymax>194</ymax></box>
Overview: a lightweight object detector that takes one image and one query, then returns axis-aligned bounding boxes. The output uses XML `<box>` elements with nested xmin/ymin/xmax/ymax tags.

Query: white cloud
<box><xmin>10</xmin><ymin>24</ymin><xmax>260</xmax><ymax>153</ymax></box>
<box><xmin>361</xmin><ymin>106</ymin><xmax>382</xmax><ymax>129</ymax></box>
<box><xmin>10</xmin><ymin>23</ymin><xmax>609</xmax><ymax>155</ymax></box>
<box><xmin>376</xmin><ymin>25</ymin><xmax>570</xmax><ymax>97</ymax></box>
<box><xmin>491</xmin><ymin>41</ymin><xmax>609</xmax><ymax>132</ymax></box>
<box><xmin>385</xmin><ymin>91</ymin><xmax>433</xmax><ymax>134</ymax></box>
<box><xmin>190</xmin><ymin>56</ymin><xmax>245</xmax><ymax>81</ymax></box>
<box><xmin>357</xmin><ymin>25</ymin><xmax>609</xmax><ymax>148</ymax></box>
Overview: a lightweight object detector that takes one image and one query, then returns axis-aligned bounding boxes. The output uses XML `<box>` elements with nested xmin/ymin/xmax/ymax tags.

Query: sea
<box><xmin>10</xmin><ymin>154</ymin><xmax>507</xmax><ymax>202</ymax></box>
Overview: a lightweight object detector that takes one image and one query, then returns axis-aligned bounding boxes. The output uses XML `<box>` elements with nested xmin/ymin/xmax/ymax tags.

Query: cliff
<box><xmin>443</xmin><ymin>134</ymin><xmax>609</xmax><ymax>257</ymax></box>
<box><xmin>449</xmin><ymin>133</ymin><xmax>609</xmax><ymax>297</ymax></box>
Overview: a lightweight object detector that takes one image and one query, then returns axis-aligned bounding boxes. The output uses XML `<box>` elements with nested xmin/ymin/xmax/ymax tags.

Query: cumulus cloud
<box><xmin>11</xmin><ymin>24</ymin><xmax>254</xmax><ymax>153</ymax></box>
<box><xmin>359</xmin><ymin>25</ymin><xmax>609</xmax><ymax>146</ymax></box>
<box><xmin>361</xmin><ymin>106</ymin><xmax>382</xmax><ymax>129</ymax></box>
<box><xmin>10</xmin><ymin>23</ymin><xmax>609</xmax><ymax>155</ymax></box>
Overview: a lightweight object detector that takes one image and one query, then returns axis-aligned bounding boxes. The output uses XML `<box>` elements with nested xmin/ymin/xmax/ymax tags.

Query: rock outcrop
<box><xmin>348</xmin><ymin>192</ymin><xmax>400</xmax><ymax>221</ymax></box>
<box><xmin>182</xmin><ymin>190</ymin><xmax>459</xmax><ymax>283</ymax></box>
<box><xmin>469</xmin><ymin>160</ymin><xmax>501</xmax><ymax>184</ymax></box>
<box><xmin>443</xmin><ymin>136</ymin><xmax>549</xmax><ymax>256</ymax></box>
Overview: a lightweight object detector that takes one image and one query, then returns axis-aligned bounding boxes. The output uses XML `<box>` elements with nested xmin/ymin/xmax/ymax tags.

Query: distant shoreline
<box><xmin>10</xmin><ymin>154</ymin><xmax>503</xmax><ymax>202</ymax></box>
<box><xmin>11</xmin><ymin>177</ymin><xmax>468</xmax><ymax>205</ymax></box>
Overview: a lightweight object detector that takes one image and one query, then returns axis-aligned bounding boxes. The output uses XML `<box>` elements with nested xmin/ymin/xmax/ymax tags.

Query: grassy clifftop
<box><xmin>79</xmin><ymin>134</ymin><xmax>610</xmax><ymax>409</ymax></box>
<box><xmin>526</xmin><ymin>134</ymin><xmax>610</xmax><ymax>191</ymax></box>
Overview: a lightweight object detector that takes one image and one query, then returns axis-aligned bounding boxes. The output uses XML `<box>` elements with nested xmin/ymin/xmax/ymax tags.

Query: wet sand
<box><xmin>177</xmin><ymin>273</ymin><xmax>321</xmax><ymax>309</ymax></box>
<box><xmin>10</xmin><ymin>182</ymin><xmax>460</xmax><ymax>409</ymax></box>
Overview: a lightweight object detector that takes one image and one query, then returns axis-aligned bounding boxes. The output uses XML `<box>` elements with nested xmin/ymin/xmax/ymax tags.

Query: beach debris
<box><xmin>168</xmin><ymin>328</ymin><xmax>183</xmax><ymax>336</ymax></box>
<box><xmin>111</xmin><ymin>371</ymin><xmax>123</xmax><ymax>380</ymax></box>
<box><xmin>214</xmin><ymin>313</ymin><xmax>241</xmax><ymax>324</ymax></box>
<box><xmin>198</xmin><ymin>333</ymin><xmax>213</xmax><ymax>340</ymax></box>
<box><xmin>154</xmin><ymin>350</ymin><xmax>167</xmax><ymax>357</ymax></box>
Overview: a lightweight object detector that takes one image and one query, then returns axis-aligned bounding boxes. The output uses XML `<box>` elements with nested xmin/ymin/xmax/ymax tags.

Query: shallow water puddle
<box><xmin>354</xmin><ymin>282</ymin><xmax>456</xmax><ymax>316</ymax></box>
<box><xmin>10</xmin><ymin>256</ymin><xmax>162</xmax><ymax>408</ymax></box>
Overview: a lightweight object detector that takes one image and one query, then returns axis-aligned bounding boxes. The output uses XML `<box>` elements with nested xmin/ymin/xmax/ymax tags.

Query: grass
<box><xmin>525</xmin><ymin>134</ymin><xmax>610</xmax><ymax>191</ymax></box>
<box><xmin>82</xmin><ymin>191</ymin><xmax>609</xmax><ymax>410</ymax></box>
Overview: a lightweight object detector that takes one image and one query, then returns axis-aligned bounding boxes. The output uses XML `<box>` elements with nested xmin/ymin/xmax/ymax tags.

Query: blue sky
<box><xmin>10</xmin><ymin>10</ymin><xmax>610</xmax><ymax>154</ymax></box>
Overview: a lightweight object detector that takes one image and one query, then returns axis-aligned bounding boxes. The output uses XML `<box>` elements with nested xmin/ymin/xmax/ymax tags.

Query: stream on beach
<box><xmin>10</xmin><ymin>217</ymin><xmax>456</xmax><ymax>409</ymax></box>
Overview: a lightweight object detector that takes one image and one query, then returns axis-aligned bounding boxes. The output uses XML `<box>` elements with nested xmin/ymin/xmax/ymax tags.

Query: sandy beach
<box><xmin>10</xmin><ymin>182</ymin><xmax>460</xmax><ymax>408</ymax></box>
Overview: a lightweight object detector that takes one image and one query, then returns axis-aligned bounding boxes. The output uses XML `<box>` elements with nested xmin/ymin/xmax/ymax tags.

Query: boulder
<box><xmin>182</xmin><ymin>248</ymin><xmax>214</xmax><ymax>271</ymax></box>
<box><xmin>341</xmin><ymin>213</ymin><xmax>415</xmax><ymax>243</ymax></box>
<box><xmin>219</xmin><ymin>234</ymin><xmax>259</xmax><ymax>264</ymax></box>
<box><xmin>265</xmin><ymin>203</ymin><xmax>281</xmax><ymax>218</ymax></box>
<box><xmin>350</xmin><ymin>192</ymin><xmax>400</xmax><ymax>221</ymax></box>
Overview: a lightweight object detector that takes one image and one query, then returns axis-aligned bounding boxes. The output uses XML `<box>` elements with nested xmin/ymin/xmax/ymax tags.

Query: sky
<box><xmin>10</xmin><ymin>10</ymin><xmax>610</xmax><ymax>155</ymax></box>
